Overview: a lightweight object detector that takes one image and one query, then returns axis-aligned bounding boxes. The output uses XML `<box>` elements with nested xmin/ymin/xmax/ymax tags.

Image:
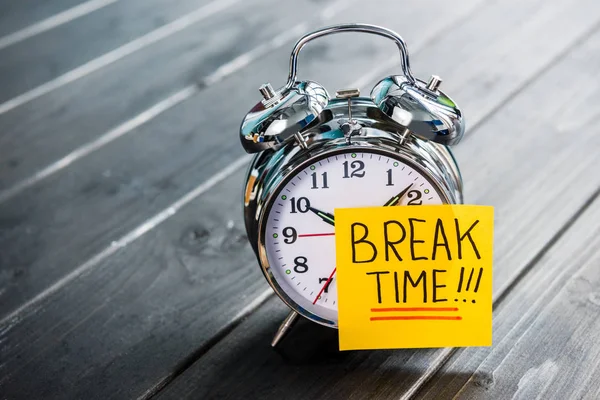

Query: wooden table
<box><xmin>1</xmin><ymin>0</ymin><xmax>599</xmax><ymax>398</ymax></box>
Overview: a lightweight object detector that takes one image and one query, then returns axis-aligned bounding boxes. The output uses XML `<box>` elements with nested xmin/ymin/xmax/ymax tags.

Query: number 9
<box><xmin>283</xmin><ymin>227</ymin><xmax>297</xmax><ymax>244</ymax></box>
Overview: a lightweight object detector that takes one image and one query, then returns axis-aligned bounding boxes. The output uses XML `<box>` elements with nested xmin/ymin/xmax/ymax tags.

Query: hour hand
<box><xmin>383</xmin><ymin>183</ymin><xmax>414</xmax><ymax>206</ymax></box>
<box><xmin>308</xmin><ymin>206</ymin><xmax>335</xmax><ymax>226</ymax></box>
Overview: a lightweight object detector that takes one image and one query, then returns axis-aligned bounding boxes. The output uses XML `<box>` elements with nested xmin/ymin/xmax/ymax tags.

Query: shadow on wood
<box><xmin>159</xmin><ymin>298</ymin><xmax>474</xmax><ymax>399</ymax></box>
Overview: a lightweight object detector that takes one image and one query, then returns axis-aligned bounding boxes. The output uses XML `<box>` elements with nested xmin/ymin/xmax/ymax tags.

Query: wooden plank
<box><xmin>152</xmin><ymin>11</ymin><xmax>600</xmax><ymax>400</ymax></box>
<box><xmin>0</xmin><ymin>0</ymin><xmax>215</xmax><ymax>103</ymax></box>
<box><xmin>2</xmin><ymin>0</ymin><xmax>598</xmax><ymax>397</ymax></box>
<box><xmin>0</xmin><ymin>0</ymin><xmax>89</xmax><ymax>37</ymax></box>
<box><xmin>0</xmin><ymin>171</ymin><xmax>271</xmax><ymax>400</ymax></box>
<box><xmin>0</xmin><ymin>0</ymin><xmax>481</xmax><ymax>319</ymax></box>
<box><xmin>0</xmin><ymin>0</ymin><xmax>582</xmax><ymax>320</ymax></box>
<box><xmin>355</xmin><ymin>0</ymin><xmax>599</xmax><ymax>132</ymax></box>
<box><xmin>417</xmin><ymin>191</ymin><xmax>600</xmax><ymax>400</ymax></box>
<box><xmin>0</xmin><ymin>0</ymin><xmax>592</xmax><ymax>321</ymax></box>
<box><xmin>0</xmin><ymin>0</ymin><xmax>301</xmax><ymax>190</ymax></box>
<box><xmin>0</xmin><ymin>1</ymin><xmax>484</xmax><ymax>398</ymax></box>
<box><xmin>157</xmin><ymin>188</ymin><xmax>600</xmax><ymax>400</ymax></box>
<box><xmin>0</xmin><ymin>0</ymin><xmax>328</xmax><ymax>316</ymax></box>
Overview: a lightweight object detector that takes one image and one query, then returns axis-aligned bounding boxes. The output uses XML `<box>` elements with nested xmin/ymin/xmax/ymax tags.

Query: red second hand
<box><xmin>298</xmin><ymin>232</ymin><xmax>335</xmax><ymax>238</ymax></box>
<box><xmin>312</xmin><ymin>267</ymin><xmax>336</xmax><ymax>304</ymax></box>
<box><xmin>309</xmin><ymin>191</ymin><xmax>406</xmax><ymax>306</ymax></box>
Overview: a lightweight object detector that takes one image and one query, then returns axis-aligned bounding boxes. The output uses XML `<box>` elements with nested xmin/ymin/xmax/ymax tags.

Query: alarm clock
<box><xmin>240</xmin><ymin>24</ymin><xmax>464</xmax><ymax>346</ymax></box>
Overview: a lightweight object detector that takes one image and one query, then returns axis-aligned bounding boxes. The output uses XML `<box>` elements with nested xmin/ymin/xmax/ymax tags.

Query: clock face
<box><xmin>261</xmin><ymin>148</ymin><xmax>447</xmax><ymax>326</ymax></box>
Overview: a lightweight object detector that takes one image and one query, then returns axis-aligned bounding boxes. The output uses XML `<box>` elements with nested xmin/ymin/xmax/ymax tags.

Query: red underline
<box><xmin>370</xmin><ymin>316</ymin><xmax>463</xmax><ymax>321</ymax></box>
<box><xmin>298</xmin><ymin>233</ymin><xmax>335</xmax><ymax>238</ymax></box>
<box><xmin>371</xmin><ymin>307</ymin><xmax>459</xmax><ymax>312</ymax></box>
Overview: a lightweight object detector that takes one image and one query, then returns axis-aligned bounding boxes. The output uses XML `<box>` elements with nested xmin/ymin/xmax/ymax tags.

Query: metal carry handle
<box><xmin>284</xmin><ymin>23</ymin><xmax>416</xmax><ymax>90</ymax></box>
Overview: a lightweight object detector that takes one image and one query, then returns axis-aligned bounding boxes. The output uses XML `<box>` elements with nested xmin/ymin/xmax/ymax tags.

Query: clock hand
<box><xmin>308</xmin><ymin>206</ymin><xmax>335</xmax><ymax>226</ymax></box>
<box><xmin>383</xmin><ymin>183</ymin><xmax>414</xmax><ymax>206</ymax></box>
<box><xmin>312</xmin><ymin>185</ymin><xmax>416</xmax><ymax>305</ymax></box>
<box><xmin>307</xmin><ymin>185</ymin><xmax>413</xmax><ymax>231</ymax></box>
<box><xmin>312</xmin><ymin>267</ymin><xmax>336</xmax><ymax>304</ymax></box>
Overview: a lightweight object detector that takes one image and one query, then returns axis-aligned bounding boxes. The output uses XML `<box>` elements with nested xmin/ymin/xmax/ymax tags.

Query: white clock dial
<box><xmin>262</xmin><ymin>149</ymin><xmax>446</xmax><ymax>326</ymax></box>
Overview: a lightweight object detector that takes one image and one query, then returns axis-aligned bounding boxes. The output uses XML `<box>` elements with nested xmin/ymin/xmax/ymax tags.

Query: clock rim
<box><xmin>256</xmin><ymin>143</ymin><xmax>456</xmax><ymax>328</ymax></box>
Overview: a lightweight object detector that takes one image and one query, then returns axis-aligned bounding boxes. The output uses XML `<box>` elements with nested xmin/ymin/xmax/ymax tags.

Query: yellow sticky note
<box><xmin>335</xmin><ymin>205</ymin><xmax>493</xmax><ymax>351</ymax></box>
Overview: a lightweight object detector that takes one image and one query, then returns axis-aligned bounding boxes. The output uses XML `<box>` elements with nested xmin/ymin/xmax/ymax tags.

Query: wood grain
<box><xmin>0</xmin><ymin>0</ymin><xmax>213</xmax><ymax>104</ymax></box>
<box><xmin>0</xmin><ymin>1</ymin><xmax>484</xmax><ymax>398</ymax></box>
<box><xmin>0</xmin><ymin>0</ymin><xmax>328</xmax><ymax>316</ymax></box>
<box><xmin>0</xmin><ymin>0</ymin><xmax>289</xmax><ymax>190</ymax></box>
<box><xmin>152</xmin><ymin>9</ymin><xmax>600</xmax><ymax>400</ymax></box>
<box><xmin>0</xmin><ymin>0</ymin><xmax>89</xmax><ymax>37</ymax></box>
<box><xmin>1</xmin><ymin>0</ymin><xmax>599</xmax><ymax>398</ymax></box>
<box><xmin>0</xmin><ymin>0</ymin><xmax>480</xmax><ymax>320</ymax></box>
<box><xmin>417</xmin><ymin>192</ymin><xmax>600</xmax><ymax>400</ymax></box>
<box><xmin>0</xmin><ymin>170</ymin><xmax>271</xmax><ymax>399</ymax></box>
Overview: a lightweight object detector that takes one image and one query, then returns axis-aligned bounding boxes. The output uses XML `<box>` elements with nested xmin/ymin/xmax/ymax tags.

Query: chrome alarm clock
<box><xmin>240</xmin><ymin>24</ymin><xmax>464</xmax><ymax>346</ymax></box>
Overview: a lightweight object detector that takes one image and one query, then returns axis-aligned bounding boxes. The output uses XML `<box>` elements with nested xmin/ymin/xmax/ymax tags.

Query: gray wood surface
<box><xmin>418</xmin><ymin>192</ymin><xmax>600</xmax><ymax>399</ymax></box>
<box><xmin>1</xmin><ymin>0</ymin><xmax>599</xmax><ymax>398</ymax></box>
<box><xmin>0</xmin><ymin>0</ymin><xmax>481</xmax><ymax>321</ymax></box>
<box><xmin>0</xmin><ymin>0</ymin><xmax>329</xmax><ymax>316</ymax></box>
<box><xmin>0</xmin><ymin>0</ymin><xmax>89</xmax><ymax>37</ymax></box>
<box><xmin>0</xmin><ymin>0</ymin><xmax>299</xmax><ymax>190</ymax></box>
<box><xmin>0</xmin><ymin>170</ymin><xmax>269</xmax><ymax>399</ymax></box>
<box><xmin>0</xmin><ymin>0</ymin><xmax>481</xmax><ymax>397</ymax></box>
<box><xmin>153</xmin><ymin>4</ymin><xmax>600</xmax><ymax>399</ymax></box>
<box><xmin>158</xmin><ymin>192</ymin><xmax>600</xmax><ymax>400</ymax></box>
<box><xmin>0</xmin><ymin>0</ymin><xmax>214</xmax><ymax>104</ymax></box>
<box><xmin>0</xmin><ymin>2</ymin><xmax>484</xmax><ymax>398</ymax></box>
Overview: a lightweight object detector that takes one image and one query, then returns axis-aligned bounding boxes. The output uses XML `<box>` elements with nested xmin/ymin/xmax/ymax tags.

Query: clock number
<box><xmin>293</xmin><ymin>256</ymin><xmax>308</xmax><ymax>273</ymax></box>
<box><xmin>290</xmin><ymin>197</ymin><xmax>310</xmax><ymax>213</ymax></box>
<box><xmin>318</xmin><ymin>277</ymin><xmax>334</xmax><ymax>293</ymax></box>
<box><xmin>342</xmin><ymin>160</ymin><xmax>365</xmax><ymax>178</ymax></box>
<box><xmin>282</xmin><ymin>227</ymin><xmax>297</xmax><ymax>244</ymax></box>
<box><xmin>311</xmin><ymin>172</ymin><xmax>329</xmax><ymax>189</ymax></box>
<box><xmin>407</xmin><ymin>190</ymin><xmax>423</xmax><ymax>205</ymax></box>
<box><xmin>386</xmin><ymin>169</ymin><xmax>394</xmax><ymax>186</ymax></box>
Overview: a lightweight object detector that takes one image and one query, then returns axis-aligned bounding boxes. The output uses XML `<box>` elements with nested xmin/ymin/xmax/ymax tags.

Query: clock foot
<box><xmin>271</xmin><ymin>310</ymin><xmax>299</xmax><ymax>347</ymax></box>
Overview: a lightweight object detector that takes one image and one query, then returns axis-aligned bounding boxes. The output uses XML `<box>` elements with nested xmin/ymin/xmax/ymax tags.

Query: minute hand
<box><xmin>383</xmin><ymin>183</ymin><xmax>414</xmax><ymax>207</ymax></box>
<box><xmin>307</xmin><ymin>183</ymin><xmax>412</xmax><ymax>228</ymax></box>
<box><xmin>308</xmin><ymin>206</ymin><xmax>335</xmax><ymax>226</ymax></box>
<box><xmin>310</xmin><ymin>185</ymin><xmax>411</xmax><ymax>307</ymax></box>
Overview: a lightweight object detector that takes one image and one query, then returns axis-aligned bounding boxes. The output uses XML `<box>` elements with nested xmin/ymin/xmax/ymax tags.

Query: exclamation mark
<box><xmin>457</xmin><ymin>267</ymin><xmax>465</xmax><ymax>292</ymax></box>
<box><xmin>456</xmin><ymin>267</ymin><xmax>484</xmax><ymax>303</ymax></box>
<box><xmin>473</xmin><ymin>267</ymin><xmax>483</xmax><ymax>293</ymax></box>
